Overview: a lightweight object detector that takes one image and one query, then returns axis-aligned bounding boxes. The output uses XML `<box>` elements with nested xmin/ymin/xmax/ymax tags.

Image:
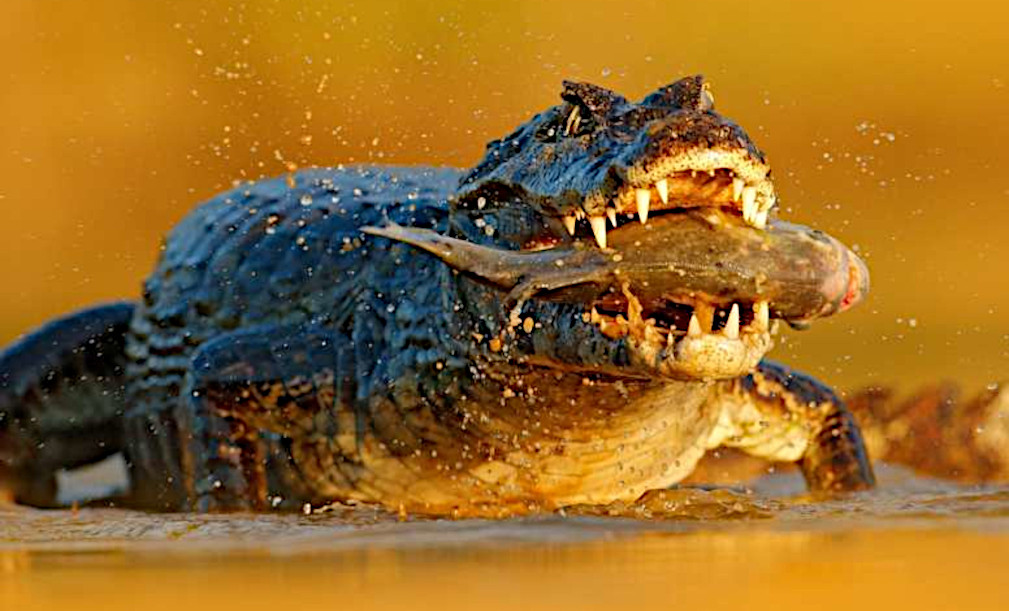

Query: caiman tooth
<box><xmin>644</xmin><ymin>323</ymin><xmax>663</xmax><ymax>345</ymax></box>
<box><xmin>562</xmin><ymin>215</ymin><xmax>577</xmax><ymax>235</ymax></box>
<box><xmin>590</xmin><ymin>307</ymin><xmax>601</xmax><ymax>323</ymax></box>
<box><xmin>753</xmin><ymin>301</ymin><xmax>770</xmax><ymax>331</ymax></box>
<box><xmin>741</xmin><ymin>187</ymin><xmax>758</xmax><ymax>226</ymax></box>
<box><xmin>723</xmin><ymin>303</ymin><xmax>740</xmax><ymax>340</ymax></box>
<box><xmin>667</xmin><ymin>329</ymin><xmax>676</xmax><ymax>347</ymax></box>
<box><xmin>606</xmin><ymin>207</ymin><xmax>618</xmax><ymax>227</ymax></box>
<box><xmin>589</xmin><ymin>216</ymin><xmax>607</xmax><ymax>249</ymax></box>
<box><xmin>622</xmin><ymin>283</ymin><xmax>648</xmax><ymax>339</ymax></box>
<box><xmin>655</xmin><ymin>178</ymin><xmax>669</xmax><ymax>204</ymax></box>
<box><xmin>742</xmin><ymin>193</ymin><xmax>758</xmax><ymax>225</ymax></box>
<box><xmin>752</xmin><ymin>195</ymin><xmax>773</xmax><ymax>228</ymax></box>
<box><xmin>635</xmin><ymin>188</ymin><xmax>651</xmax><ymax>223</ymax></box>
<box><xmin>764</xmin><ymin>194</ymin><xmax>777</xmax><ymax>212</ymax></box>
<box><xmin>732</xmin><ymin>178</ymin><xmax>745</xmax><ymax>202</ymax></box>
<box><xmin>687</xmin><ymin>313</ymin><xmax>703</xmax><ymax>338</ymax></box>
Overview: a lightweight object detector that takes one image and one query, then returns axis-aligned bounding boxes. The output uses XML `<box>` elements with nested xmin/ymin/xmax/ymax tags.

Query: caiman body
<box><xmin>0</xmin><ymin>76</ymin><xmax>875</xmax><ymax>513</ymax></box>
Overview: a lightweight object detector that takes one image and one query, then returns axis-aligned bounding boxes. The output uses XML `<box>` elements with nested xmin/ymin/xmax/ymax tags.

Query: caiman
<box><xmin>0</xmin><ymin>75</ymin><xmax>875</xmax><ymax>514</ymax></box>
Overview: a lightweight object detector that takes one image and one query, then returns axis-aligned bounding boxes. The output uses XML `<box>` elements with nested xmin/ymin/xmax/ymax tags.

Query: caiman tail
<box><xmin>848</xmin><ymin>382</ymin><xmax>1009</xmax><ymax>483</ymax></box>
<box><xmin>0</xmin><ymin>302</ymin><xmax>134</xmax><ymax>506</ymax></box>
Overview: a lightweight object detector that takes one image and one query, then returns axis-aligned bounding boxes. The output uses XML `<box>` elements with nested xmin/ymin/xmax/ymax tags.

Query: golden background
<box><xmin>3</xmin><ymin>4</ymin><xmax>1009</xmax><ymax>609</ymax></box>
<box><xmin>2</xmin><ymin>0</ymin><xmax>1008</xmax><ymax>394</ymax></box>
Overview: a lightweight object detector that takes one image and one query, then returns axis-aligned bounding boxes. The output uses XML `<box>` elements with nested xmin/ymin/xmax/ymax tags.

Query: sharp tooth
<box><xmin>754</xmin><ymin>301</ymin><xmax>770</xmax><ymax>331</ymax></box>
<box><xmin>753</xmin><ymin>209</ymin><xmax>768</xmax><ymax>229</ymax></box>
<box><xmin>707</xmin><ymin>169</ymin><xmax>716</xmax><ymax>178</ymax></box>
<box><xmin>764</xmin><ymin>194</ymin><xmax>777</xmax><ymax>212</ymax></box>
<box><xmin>732</xmin><ymin>178</ymin><xmax>745</xmax><ymax>202</ymax></box>
<box><xmin>635</xmin><ymin>188</ymin><xmax>651</xmax><ymax>223</ymax></box>
<box><xmin>589</xmin><ymin>216</ymin><xmax>607</xmax><ymax>249</ymax></box>
<box><xmin>655</xmin><ymin>179</ymin><xmax>669</xmax><ymax>204</ymax></box>
<box><xmin>723</xmin><ymin>304</ymin><xmax>740</xmax><ymax>339</ymax></box>
<box><xmin>667</xmin><ymin>329</ymin><xmax>676</xmax><ymax>348</ymax></box>
<box><xmin>742</xmin><ymin>194</ymin><xmax>758</xmax><ymax>225</ymax></box>
<box><xmin>590</xmin><ymin>307</ymin><xmax>601</xmax><ymax>323</ymax></box>
<box><xmin>575</xmin><ymin>209</ymin><xmax>586</xmax><ymax>220</ymax></box>
<box><xmin>687</xmin><ymin>313</ymin><xmax>703</xmax><ymax>337</ymax></box>
<box><xmin>562</xmin><ymin>215</ymin><xmax>577</xmax><ymax>235</ymax></box>
<box><xmin>742</xmin><ymin>186</ymin><xmax>757</xmax><ymax>214</ymax></box>
<box><xmin>644</xmin><ymin>324</ymin><xmax>662</xmax><ymax>345</ymax></box>
<box><xmin>606</xmin><ymin>207</ymin><xmax>617</xmax><ymax>227</ymax></box>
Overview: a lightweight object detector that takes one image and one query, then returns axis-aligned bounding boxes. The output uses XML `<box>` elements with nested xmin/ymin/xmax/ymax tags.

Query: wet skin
<box><xmin>0</xmin><ymin>76</ymin><xmax>874</xmax><ymax>513</ymax></box>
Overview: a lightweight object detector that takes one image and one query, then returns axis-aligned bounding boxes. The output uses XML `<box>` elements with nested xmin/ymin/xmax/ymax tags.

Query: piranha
<box><xmin>0</xmin><ymin>75</ymin><xmax>873</xmax><ymax>513</ymax></box>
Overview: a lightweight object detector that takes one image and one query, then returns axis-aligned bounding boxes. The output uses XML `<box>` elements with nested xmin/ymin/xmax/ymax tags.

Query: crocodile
<box><xmin>0</xmin><ymin>75</ymin><xmax>875</xmax><ymax>514</ymax></box>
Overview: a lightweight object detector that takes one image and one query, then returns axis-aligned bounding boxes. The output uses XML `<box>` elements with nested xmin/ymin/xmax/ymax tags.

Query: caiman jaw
<box><xmin>565</xmin><ymin>159</ymin><xmax>775</xmax><ymax>250</ymax></box>
<box><xmin>586</xmin><ymin>284</ymin><xmax>772</xmax><ymax>380</ymax></box>
<box><xmin>364</xmin><ymin>208</ymin><xmax>868</xmax><ymax>382</ymax></box>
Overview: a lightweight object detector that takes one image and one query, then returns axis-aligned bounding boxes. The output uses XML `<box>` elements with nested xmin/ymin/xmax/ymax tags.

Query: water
<box><xmin>3</xmin><ymin>464</ymin><xmax>1008</xmax><ymax>611</ymax></box>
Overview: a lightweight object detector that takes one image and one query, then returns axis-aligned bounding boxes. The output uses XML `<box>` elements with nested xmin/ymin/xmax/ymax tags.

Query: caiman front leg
<box><xmin>184</xmin><ymin>324</ymin><xmax>351</xmax><ymax>511</ymax></box>
<box><xmin>707</xmin><ymin>360</ymin><xmax>875</xmax><ymax>492</ymax></box>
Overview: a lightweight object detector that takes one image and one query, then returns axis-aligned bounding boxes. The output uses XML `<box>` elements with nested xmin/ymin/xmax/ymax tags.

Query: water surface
<box><xmin>3</xmin><ymin>465</ymin><xmax>1008</xmax><ymax>611</ymax></box>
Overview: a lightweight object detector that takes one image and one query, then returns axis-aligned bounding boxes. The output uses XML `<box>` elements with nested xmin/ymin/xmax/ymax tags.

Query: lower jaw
<box><xmin>629</xmin><ymin>333</ymin><xmax>773</xmax><ymax>381</ymax></box>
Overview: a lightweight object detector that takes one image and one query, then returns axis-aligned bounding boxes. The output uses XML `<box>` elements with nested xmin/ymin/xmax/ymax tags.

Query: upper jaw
<box><xmin>622</xmin><ymin>145</ymin><xmax>776</xmax><ymax>226</ymax></box>
<box><xmin>558</xmin><ymin>147</ymin><xmax>776</xmax><ymax>250</ymax></box>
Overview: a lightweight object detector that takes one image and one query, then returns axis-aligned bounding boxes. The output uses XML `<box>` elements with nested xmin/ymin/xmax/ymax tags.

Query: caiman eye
<box><xmin>534</xmin><ymin>115</ymin><xmax>563</xmax><ymax>142</ymax></box>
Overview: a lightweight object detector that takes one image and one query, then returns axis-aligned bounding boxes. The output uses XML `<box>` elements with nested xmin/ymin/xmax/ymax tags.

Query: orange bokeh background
<box><xmin>2</xmin><ymin>0</ymin><xmax>1007</xmax><ymax>392</ymax></box>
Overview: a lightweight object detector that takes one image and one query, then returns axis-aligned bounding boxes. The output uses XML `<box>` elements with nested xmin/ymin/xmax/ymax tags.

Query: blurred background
<box><xmin>1</xmin><ymin>0</ymin><xmax>1007</xmax><ymax>394</ymax></box>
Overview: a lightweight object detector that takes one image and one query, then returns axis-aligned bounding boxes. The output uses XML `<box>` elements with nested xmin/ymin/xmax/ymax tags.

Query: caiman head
<box><xmin>365</xmin><ymin>75</ymin><xmax>868</xmax><ymax>382</ymax></box>
<box><xmin>457</xmin><ymin>74</ymin><xmax>776</xmax><ymax>234</ymax></box>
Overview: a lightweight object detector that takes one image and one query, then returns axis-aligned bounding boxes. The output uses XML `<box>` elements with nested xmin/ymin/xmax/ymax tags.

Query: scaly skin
<box><xmin>0</xmin><ymin>76</ymin><xmax>875</xmax><ymax>513</ymax></box>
